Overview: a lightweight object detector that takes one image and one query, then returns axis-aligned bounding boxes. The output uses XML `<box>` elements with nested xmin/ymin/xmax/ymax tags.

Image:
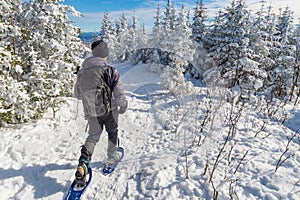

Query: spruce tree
<box><xmin>208</xmin><ymin>0</ymin><xmax>264</xmax><ymax>99</ymax></box>
<box><xmin>101</xmin><ymin>12</ymin><xmax>118</xmax><ymax>62</ymax></box>
<box><xmin>249</xmin><ymin>2</ymin><xmax>275</xmax><ymax>92</ymax></box>
<box><xmin>150</xmin><ymin>3</ymin><xmax>163</xmax><ymax>50</ymax></box>
<box><xmin>291</xmin><ymin>23</ymin><xmax>300</xmax><ymax>103</ymax></box>
<box><xmin>116</xmin><ymin>14</ymin><xmax>131</xmax><ymax>60</ymax></box>
<box><xmin>172</xmin><ymin>5</ymin><xmax>194</xmax><ymax>62</ymax></box>
<box><xmin>137</xmin><ymin>24</ymin><xmax>148</xmax><ymax>49</ymax></box>
<box><xmin>163</xmin><ymin>0</ymin><xmax>172</xmax><ymax>30</ymax></box>
<box><xmin>0</xmin><ymin>0</ymin><xmax>88</xmax><ymax>126</ymax></box>
<box><xmin>160</xmin><ymin>0</ymin><xmax>175</xmax><ymax>53</ymax></box>
<box><xmin>129</xmin><ymin>13</ymin><xmax>139</xmax><ymax>52</ymax></box>
<box><xmin>270</xmin><ymin>6</ymin><xmax>296</xmax><ymax>97</ymax></box>
<box><xmin>191</xmin><ymin>0</ymin><xmax>208</xmax><ymax>45</ymax></box>
<box><xmin>191</xmin><ymin>0</ymin><xmax>211</xmax><ymax>79</ymax></box>
<box><xmin>101</xmin><ymin>12</ymin><xmax>111</xmax><ymax>39</ymax></box>
<box><xmin>19</xmin><ymin>0</ymin><xmax>88</xmax><ymax>118</ymax></box>
<box><xmin>0</xmin><ymin>0</ymin><xmax>31</xmax><ymax>125</ymax></box>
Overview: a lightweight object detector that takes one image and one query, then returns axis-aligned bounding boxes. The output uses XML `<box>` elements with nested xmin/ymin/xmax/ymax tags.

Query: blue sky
<box><xmin>62</xmin><ymin>0</ymin><xmax>300</xmax><ymax>32</ymax></box>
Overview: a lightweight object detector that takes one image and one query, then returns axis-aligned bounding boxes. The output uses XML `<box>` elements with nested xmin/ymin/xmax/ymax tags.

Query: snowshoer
<box><xmin>74</xmin><ymin>40</ymin><xmax>128</xmax><ymax>186</ymax></box>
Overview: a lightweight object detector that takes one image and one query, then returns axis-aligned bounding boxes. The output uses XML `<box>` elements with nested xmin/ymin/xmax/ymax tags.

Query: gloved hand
<box><xmin>118</xmin><ymin>105</ymin><xmax>127</xmax><ymax>114</ymax></box>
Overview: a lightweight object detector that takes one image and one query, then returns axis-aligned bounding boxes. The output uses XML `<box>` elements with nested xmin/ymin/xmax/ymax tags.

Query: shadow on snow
<box><xmin>284</xmin><ymin>109</ymin><xmax>300</xmax><ymax>133</ymax></box>
<box><xmin>0</xmin><ymin>163</ymin><xmax>74</xmax><ymax>198</ymax></box>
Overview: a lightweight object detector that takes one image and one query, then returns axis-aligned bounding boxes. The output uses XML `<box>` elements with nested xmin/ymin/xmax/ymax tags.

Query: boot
<box><xmin>75</xmin><ymin>145</ymin><xmax>92</xmax><ymax>187</ymax></box>
<box><xmin>75</xmin><ymin>157</ymin><xmax>90</xmax><ymax>187</ymax></box>
<box><xmin>106</xmin><ymin>151</ymin><xmax>121</xmax><ymax>165</ymax></box>
<box><xmin>107</xmin><ymin>130</ymin><xmax>118</xmax><ymax>157</ymax></box>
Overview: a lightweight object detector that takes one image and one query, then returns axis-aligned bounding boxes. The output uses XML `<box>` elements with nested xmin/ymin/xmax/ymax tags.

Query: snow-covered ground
<box><xmin>0</xmin><ymin>62</ymin><xmax>299</xmax><ymax>200</ymax></box>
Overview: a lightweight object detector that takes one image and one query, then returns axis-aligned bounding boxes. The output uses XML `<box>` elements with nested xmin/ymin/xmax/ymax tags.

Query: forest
<box><xmin>0</xmin><ymin>0</ymin><xmax>299</xmax><ymax>126</ymax></box>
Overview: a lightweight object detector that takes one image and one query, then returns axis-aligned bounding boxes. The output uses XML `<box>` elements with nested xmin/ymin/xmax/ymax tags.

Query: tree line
<box><xmin>99</xmin><ymin>0</ymin><xmax>299</xmax><ymax>103</ymax></box>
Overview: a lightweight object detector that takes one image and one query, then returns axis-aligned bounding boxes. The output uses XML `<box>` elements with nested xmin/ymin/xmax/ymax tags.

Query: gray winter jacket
<box><xmin>74</xmin><ymin>57</ymin><xmax>127</xmax><ymax>116</ymax></box>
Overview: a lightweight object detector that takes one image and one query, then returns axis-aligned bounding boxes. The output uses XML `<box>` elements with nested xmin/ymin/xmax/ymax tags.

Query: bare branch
<box><xmin>275</xmin><ymin>133</ymin><xmax>297</xmax><ymax>173</ymax></box>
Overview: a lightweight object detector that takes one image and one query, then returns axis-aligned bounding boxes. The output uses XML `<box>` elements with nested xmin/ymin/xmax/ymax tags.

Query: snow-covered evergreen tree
<box><xmin>160</xmin><ymin>0</ymin><xmax>176</xmax><ymax>53</ymax></box>
<box><xmin>101</xmin><ymin>11</ymin><xmax>110</xmax><ymax>39</ymax></box>
<box><xmin>0</xmin><ymin>0</ymin><xmax>88</xmax><ymax>126</ymax></box>
<box><xmin>249</xmin><ymin>2</ymin><xmax>277</xmax><ymax>92</ymax></box>
<box><xmin>269</xmin><ymin>6</ymin><xmax>296</xmax><ymax>97</ymax></box>
<box><xmin>171</xmin><ymin>5</ymin><xmax>194</xmax><ymax>62</ymax></box>
<box><xmin>160</xmin><ymin>65</ymin><xmax>195</xmax><ymax>97</ymax></box>
<box><xmin>169</xmin><ymin>1</ymin><xmax>177</xmax><ymax>31</ymax></box>
<box><xmin>191</xmin><ymin>0</ymin><xmax>212</xmax><ymax>79</ymax></box>
<box><xmin>128</xmin><ymin>13</ymin><xmax>139</xmax><ymax>51</ymax></box>
<box><xmin>136</xmin><ymin>24</ymin><xmax>148</xmax><ymax>49</ymax></box>
<box><xmin>0</xmin><ymin>0</ymin><xmax>31</xmax><ymax>125</ymax></box>
<box><xmin>207</xmin><ymin>0</ymin><xmax>265</xmax><ymax>99</ymax></box>
<box><xmin>115</xmin><ymin>14</ymin><xmax>131</xmax><ymax>60</ymax></box>
<box><xmin>19</xmin><ymin>0</ymin><xmax>88</xmax><ymax>117</ymax></box>
<box><xmin>251</xmin><ymin>4</ymin><xmax>284</xmax><ymax>97</ymax></box>
<box><xmin>163</xmin><ymin>0</ymin><xmax>172</xmax><ymax>30</ymax></box>
<box><xmin>101</xmin><ymin>12</ymin><xmax>118</xmax><ymax>62</ymax></box>
<box><xmin>277</xmin><ymin>7</ymin><xmax>294</xmax><ymax>45</ymax></box>
<box><xmin>149</xmin><ymin>3</ymin><xmax>164</xmax><ymax>50</ymax></box>
<box><xmin>290</xmin><ymin>23</ymin><xmax>300</xmax><ymax>102</ymax></box>
<box><xmin>191</xmin><ymin>0</ymin><xmax>207</xmax><ymax>45</ymax></box>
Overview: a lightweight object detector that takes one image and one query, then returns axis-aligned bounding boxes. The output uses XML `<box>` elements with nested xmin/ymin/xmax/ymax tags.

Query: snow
<box><xmin>0</xmin><ymin>62</ymin><xmax>300</xmax><ymax>199</ymax></box>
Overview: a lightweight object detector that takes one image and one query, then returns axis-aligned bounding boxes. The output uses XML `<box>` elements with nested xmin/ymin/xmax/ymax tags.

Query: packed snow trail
<box><xmin>83</xmin><ymin>62</ymin><xmax>194</xmax><ymax>200</ymax></box>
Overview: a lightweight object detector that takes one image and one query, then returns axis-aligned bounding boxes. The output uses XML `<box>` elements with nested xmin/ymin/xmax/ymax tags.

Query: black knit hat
<box><xmin>91</xmin><ymin>40</ymin><xmax>109</xmax><ymax>58</ymax></box>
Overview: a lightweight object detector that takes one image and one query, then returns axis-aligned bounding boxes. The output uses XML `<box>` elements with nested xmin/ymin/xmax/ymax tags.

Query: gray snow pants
<box><xmin>80</xmin><ymin>111</ymin><xmax>118</xmax><ymax>161</ymax></box>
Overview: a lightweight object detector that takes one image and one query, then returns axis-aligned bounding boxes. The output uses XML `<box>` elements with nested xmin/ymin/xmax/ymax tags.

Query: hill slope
<box><xmin>0</xmin><ymin>62</ymin><xmax>299</xmax><ymax>199</ymax></box>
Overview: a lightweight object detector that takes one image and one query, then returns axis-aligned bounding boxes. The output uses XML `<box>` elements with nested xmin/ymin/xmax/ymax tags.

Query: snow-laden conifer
<box><xmin>191</xmin><ymin>0</ymin><xmax>207</xmax><ymax>45</ymax></box>
<box><xmin>19</xmin><ymin>0</ymin><xmax>88</xmax><ymax>117</ymax></box>
<box><xmin>0</xmin><ymin>0</ymin><xmax>32</xmax><ymax>125</ymax></box>
<box><xmin>206</xmin><ymin>0</ymin><xmax>265</xmax><ymax>99</ymax></box>
<box><xmin>101</xmin><ymin>12</ymin><xmax>118</xmax><ymax>62</ymax></box>
<box><xmin>149</xmin><ymin>3</ymin><xmax>164</xmax><ymax>50</ymax></box>
<box><xmin>191</xmin><ymin>0</ymin><xmax>212</xmax><ymax>79</ymax></box>
<box><xmin>171</xmin><ymin>5</ymin><xmax>194</xmax><ymax>62</ymax></box>
<box><xmin>0</xmin><ymin>0</ymin><xmax>88</xmax><ymax>126</ymax></box>
<box><xmin>115</xmin><ymin>14</ymin><xmax>131</xmax><ymax>61</ymax></box>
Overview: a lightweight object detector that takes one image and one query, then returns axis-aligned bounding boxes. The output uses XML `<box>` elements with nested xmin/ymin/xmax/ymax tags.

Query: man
<box><xmin>74</xmin><ymin>40</ymin><xmax>128</xmax><ymax>186</ymax></box>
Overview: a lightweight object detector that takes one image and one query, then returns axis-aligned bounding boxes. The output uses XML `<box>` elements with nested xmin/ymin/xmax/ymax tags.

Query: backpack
<box><xmin>78</xmin><ymin>66</ymin><xmax>112</xmax><ymax>117</ymax></box>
